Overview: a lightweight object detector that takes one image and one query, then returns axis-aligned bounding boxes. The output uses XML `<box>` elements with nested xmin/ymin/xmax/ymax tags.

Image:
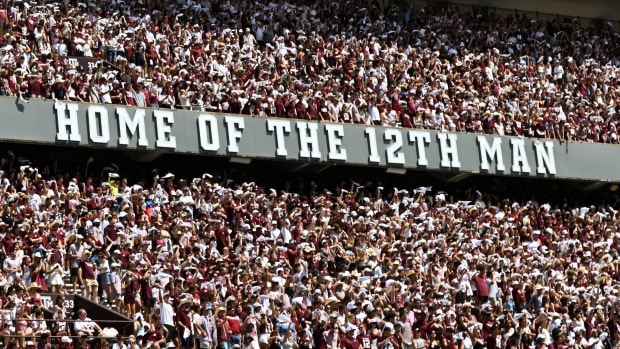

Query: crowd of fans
<box><xmin>0</xmin><ymin>0</ymin><xmax>619</xmax><ymax>143</ymax></box>
<box><xmin>0</xmin><ymin>150</ymin><xmax>619</xmax><ymax>349</ymax></box>
<box><xmin>0</xmin><ymin>0</ymin><xmax>620</xmax><ymax>348</ymax></box>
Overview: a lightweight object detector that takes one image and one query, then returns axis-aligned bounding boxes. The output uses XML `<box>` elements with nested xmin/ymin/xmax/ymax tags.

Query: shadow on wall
<box><xmin>407</xmin><ymin>0</ymin><xmax>620</xmax><ymax>22</ymax></box>
<box><xmin>41</xmin><ymin>293</ymin><xmax>134</xmax><ymax>337</ymax></box>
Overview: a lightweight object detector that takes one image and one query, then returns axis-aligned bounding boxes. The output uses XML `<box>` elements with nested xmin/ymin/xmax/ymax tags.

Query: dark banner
<box><xmin>59</xmin><ymin>56</ymin><xmax>120</xmax><ymax>71</ymax></box>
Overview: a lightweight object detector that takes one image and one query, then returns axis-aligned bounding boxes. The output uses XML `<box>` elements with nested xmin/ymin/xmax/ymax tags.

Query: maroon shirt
<box><xmin>342</xmin><ymin>337</ymin><xmax>361</xmax><ymax>349</ymax></box>
<box><xmin>1</xmin><ymin>235</ymin><xmax>14</xmax><ymax>254</ymax></box>
<box><xmin>357</xmin><ymin>335</ymin><xmax>372</xmax><ymax>349</ymax></box>
<box><xmin>80</xmin><ymin>260</ymin><xmax>96</xmax><ymax>280</ymax></box>
<box><xmin>472</xmin><ymin>274</ymin><xmax>489</xmax><ymax>297</ymax></box>
<box><xmin>104</xmin><ymin>224</ymin><xmax>118</xmax><ymax>243</ymax></box>
<box><xmin>146</xmin><ymin>328</ymin><xmax>164</xmax><ymax>343</ymax></box>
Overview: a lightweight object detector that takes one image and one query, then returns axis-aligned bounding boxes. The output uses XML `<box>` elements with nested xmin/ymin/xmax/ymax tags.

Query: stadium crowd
<box><xmin>0</xmin><ymin>0</ymin><xmax>619</xmax><ymax>348</ymax></box>
<box><xmin>0</xmin><ymin>0</ymin><xmax>618</xmax><ymax>143</ymax></box>
<box><xmin>0</xmin><ymin>153</ymin><xmax>619</xmax><ymax>349</ymax></box>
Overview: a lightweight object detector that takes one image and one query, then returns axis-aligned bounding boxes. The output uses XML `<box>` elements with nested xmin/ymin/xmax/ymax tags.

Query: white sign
<box><xmin>52</xmin><ymin>102</ymin><xmax>560</xmax><ymax>176</ymax></box>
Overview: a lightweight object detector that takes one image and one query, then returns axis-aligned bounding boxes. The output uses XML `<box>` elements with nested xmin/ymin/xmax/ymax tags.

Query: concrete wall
<box><xmin>411</xmin><ymin>0</ymin><xmax>620</xmax><ymax>21</ymax></box>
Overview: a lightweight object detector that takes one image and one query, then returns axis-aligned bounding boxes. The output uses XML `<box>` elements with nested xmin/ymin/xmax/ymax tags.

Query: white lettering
<box><xmin>324</xmin><ymin>124</ymin><xmax>347</xmax><ymax>161</ymax></box>
<box><xmin>534</xmin><ymin>140</ymin><xmax>557</xmax><ymax>175</ymax></box>
<box><xmin>437</xmin><ymin>133</ymin><xmax>461</xmax><ymax>168</ymax></box>
<box><xmin>296</xmin><ymin>122</ymin><xmax>321</xmax><ymax>159</ymax></box>
<box><xmin>55</xmin><ymin>102</ymin><xmax>81</xmax><ymax>142</ymax></box>
<box><xmin>266</xmin><ymin>119</ymin><xmax>291</xmax><ymax>157</ymax></box>
<box><xmin>477</xmin><ymin>136</ymin><xmax>505</xmax><ymax>172</ymax></box>
<box><xmin>384</xmin><ymin>129</ymin><xmax>405</xmax><ymax>164</ymax></box>
<box><xmin>197</xmin><ymin>114</ymin><xmax>220</xmax><ymax>151</ymax></box>
<box><xmin>224</xmin><ymin>116</ymin><xmax>245</xmax><ymax>153</ymax></box>
<box><xmin>153</xmin><ymin>110</ymin><xmax>176</xmax><ymax>148</ymax></box>
<box><xmin>408</xmin><ymin>131</ymin><xmax>431</xmax><ymax>166</ymax></box>
<box><xmin>117</xmin><ymin>107</ymin><xmax>148</xmax><ymax>147</ymax></box>
<box><xmin>87</xmin><ymin>105</ymin><xmax>110</xmax><ymax>144</ymax></box>
<box><xmin>510</xmin><ymin>138</ymin><xmax>531</xmax><ymax>173</ymax></box>
<box><xmin>364</xmin><ymin>128</ymin><xmax>381</xmax><ymax>163</ymax></box>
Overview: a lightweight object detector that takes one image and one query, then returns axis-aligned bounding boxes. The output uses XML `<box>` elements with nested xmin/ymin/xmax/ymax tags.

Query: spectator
<box><xmin>78</xmin><ymin>250</ymin><xmax>98</xmax><ymax>302</ymax></box>
<box><xmin>4</xmin><ymin>2</ymin><xmax>620</xmax><ymax>349</ymax></box>
<box><xmin>160</xmin><ymin>293</ymin><xmax>178</xmax><ymax>348</ymax></box>
<box><xmin>112</xmin><ymin>334</ymin><xmax>127</xmax><ymax>349</ymax></box>
<box><xmin>51</xmin><ymin>295</ymin><xmax>69</xmax><ymax>337</ymax></box>
<box><xmin>68</xmin><ymin>233</ymin><xmax>85</xmax><ymax>293</ymax></box>
<box><xmin>74</xmin><ymin>308</ymin><xmax>102</xmax><ymax>337</ymax></box>
<box><xmin>35</xmin><ymin>332</ymin><xmax>51</xmax><ymax>349</ymax></box>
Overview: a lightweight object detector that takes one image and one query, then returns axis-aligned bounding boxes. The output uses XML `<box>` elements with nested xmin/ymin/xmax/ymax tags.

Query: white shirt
<box><xmin>74</xmin><ymin>317</ymin><xmax>97</xmax><ymax>334</ymax></box>
<box><xmin>160</xmin><ymin>301</ymin><xmax>175</xmax><ymax>326</ymax></box>
<box><xmin>280</xmin><ymin>227</ymin><xmax>292</xmax><ymax>245</ymax></box>
<box><xmin>270</xmin><ymin>227</ymin><xmax>281</xmax><ymax>241</ymax></box>
<box><xmin>99</xmin><ymin>83</ymin><xmax>112</xmax><ymax>104</ymax></box>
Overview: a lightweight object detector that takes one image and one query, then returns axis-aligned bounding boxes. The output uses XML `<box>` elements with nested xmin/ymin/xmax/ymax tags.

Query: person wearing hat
<box><xmin>26</xmin><ymin>282</ymin><xmax>42</xmax><ymax>308</ymax></box>
<box><xmin>51</xmin><ymin>75</ymin><xmax>67</xmax><ymax>101</ymax></box>
<box><xmin>110</xmin><ymin>262</ymin><xmax>123</xmax><ymax>311</ymax></box>
<box><xmin>322</xmin><ymin>313</ymin><xmax>341</xmax><ymax>349</ymax></box>
<box><xmin>30</xmin><ymin>250</ymin><xmax>47</xmax><ymax>292</ymax></box>
<box><xmin>341</xmin><ymin>324</ymin><xmax>360</xmax><ymax>349</ymax></box>
<box><xmin>122</xmin><ymin>270</ymin><xmax>140</xmax><ymax>320</ymax></box>
<box><xmin>59</xmin><ymin>336</ymin><xmax>72</xmax><ymax>349</ymax></box>
<box><xmin>242</xmin><ymin>333</ymin><xmax>259</xmax><ymax>349</ymax></box>
<box><xmin>160</xmin><ymin>293</ymin><xmax>179</xmax><ymax>348</ymax></box>
<box><xmin>68</xmin><ymin>233</ymin><xmax>86</xmax><ymax>293</ymax></box>
<box><xmin>176</xmin><ymin>298</ymin><xmax>194</xmax><ymax>349</ymax></box>
<box><xmin>215</xmin><ymin>306</ymin><xmax>233</xmax><ymax>349</ymax></box>
<box><xmin>77</xmin><ymin>250</ymin><xmax>99</xmax><ymax>302</ymax></box>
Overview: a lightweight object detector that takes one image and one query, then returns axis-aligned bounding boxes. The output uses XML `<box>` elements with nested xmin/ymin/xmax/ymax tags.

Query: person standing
<box><xmin>227</xmin><ymin>308</ymin><xmax>242</xmax><ymax>347</ymax></box>
<box><xmin>323</xmin><ymin>315</ymin><xmax>340</xmax><ymax>349</ymax></box>
<box><xmin>110</xmin><ymin>263</ymin><xmax>122</xmax><ymax>310</ymax></box>
<box><xmin>97</xmin><ymin>253</ymin><xmax>113</xmax><ymax>305</ymax></box>
<box><xmin>68</xmin><ymin>234</ymin><xmax>85</xmax><ymax>293</ymax></box>
<box><xmin>176</xmin><ymin>300</ymin><xmax>194</xmax><ymax>349</ymax></box>
<box><xmin>122</xmin><ymin>271</ymin><xmax>140</xmax><ymax>320</ymax></box>
<box><xmin>3</xmin><ymin>248</ymin><xmax>21</xmax><ymax>284</ymax></box>
<box><xmin>77</xmin><ymin>251</ymin><xmax>98</xmax><ymax>302</ymax></box>
<box><xmin>197</xmin><ymin>307</ymin><xmax>215</xmax><ymax>349</ymax></box>
<box><xmin>216</xmin><ymin>307</ymin><xmax>233</xmax><ymax>349</ymax></box>
<box><xmin>341</xmin><ymin>327</ymin><xmax>360</xmax><ymax>349</ymax></box>
<box><xmin>160</xmin><ymin>293</ymin><xmax>179</xmax><ymax>348</ymax></box>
